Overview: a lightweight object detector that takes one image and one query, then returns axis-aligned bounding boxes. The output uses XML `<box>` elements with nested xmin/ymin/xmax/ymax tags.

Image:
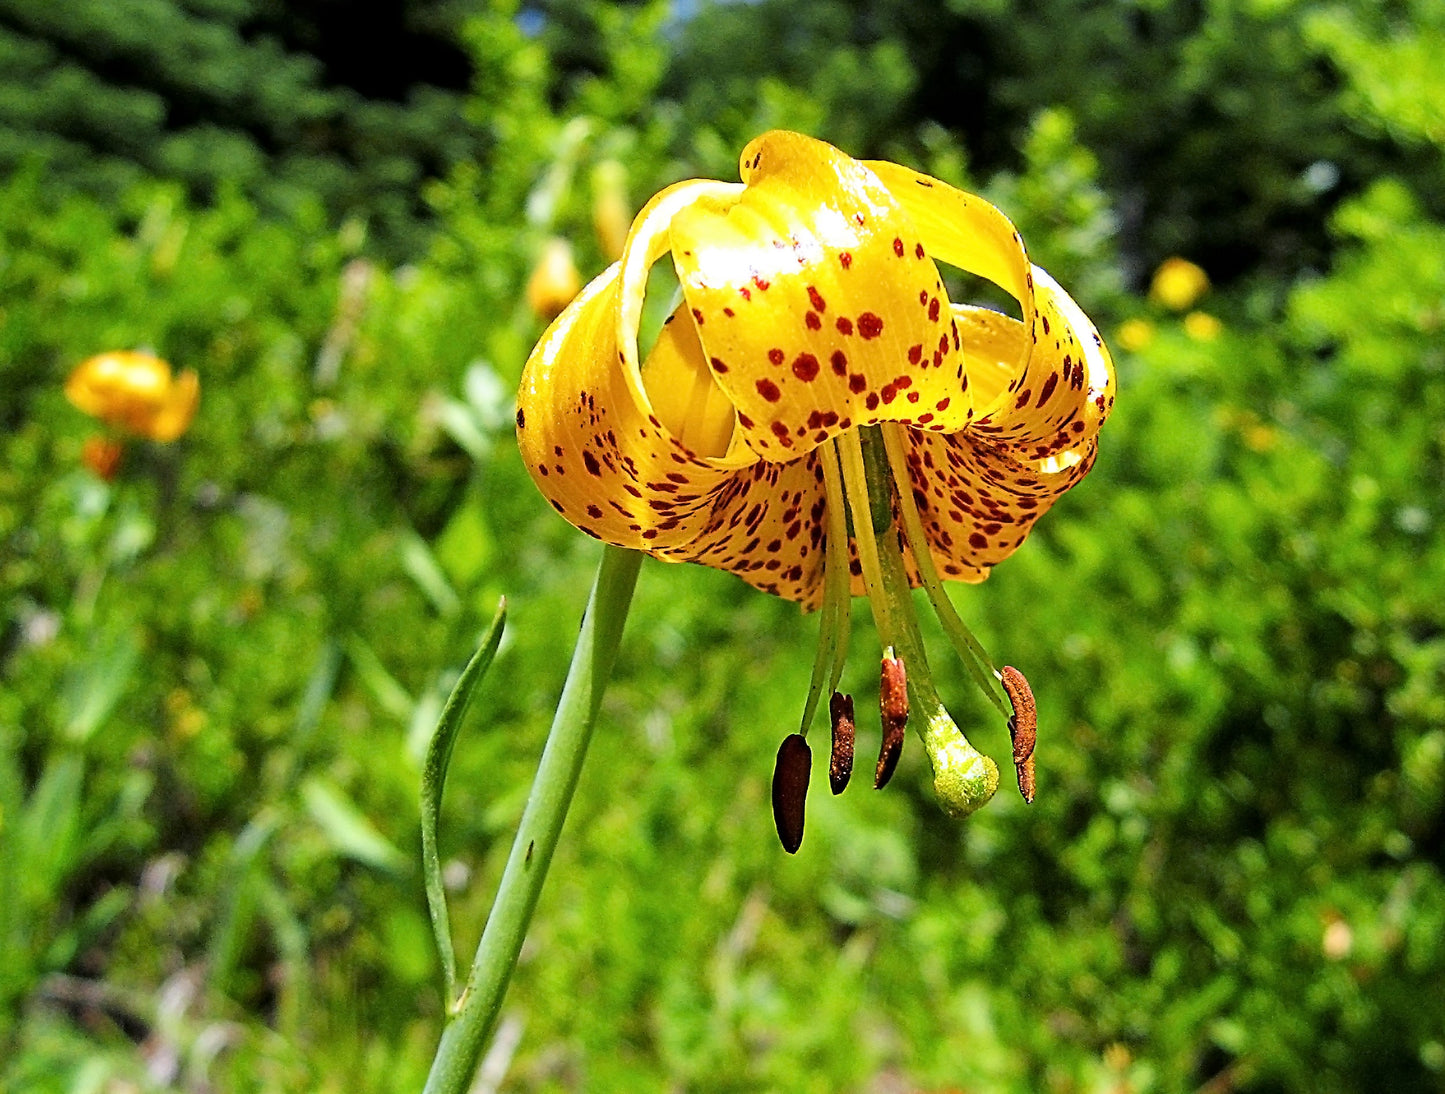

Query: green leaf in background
<box><xmin>420</xmin><ymin>600</ymin><xmax>506</xmax><ymax>1005</ymax></box>
<box><xmin>301</xmin><ymin>777</ymin><xmax>409</xmax><ymax>875</ymax></box>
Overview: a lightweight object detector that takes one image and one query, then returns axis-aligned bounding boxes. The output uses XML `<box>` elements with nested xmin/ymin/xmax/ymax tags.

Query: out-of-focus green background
<box><xmin>2</xmin><ymin>1</ymin><xmax>1442</xmax><ymax>1090</ymax></box>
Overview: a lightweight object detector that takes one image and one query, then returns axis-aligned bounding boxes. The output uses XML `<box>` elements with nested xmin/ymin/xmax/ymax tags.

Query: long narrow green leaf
<box><xmin>421</xmin><ymin>600</ymin><xmax>507</xmax><ymax>1004</ymax></box>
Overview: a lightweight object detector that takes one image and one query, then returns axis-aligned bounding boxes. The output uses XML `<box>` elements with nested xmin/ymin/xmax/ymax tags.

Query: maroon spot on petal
<box><xmin>831</xmin><ymin>349</ymin><xmax>848</xmax><ymax>375</ymax></box>
<box><xmin>808</xmin><ymin>286</ymin><xmax>827</xmax><ymax>312</ymax></box>
<box><xmin>515</xmin><ymin>408</ymin><xmax>525</xmax><ymax>428</ymax></box>
<box><xmin>768</xmin><ymin>348</ymin><xmax>785</xmax><ymax>365</ymax></box>
<box><xmin>582</xmin><ymin>451</ymin><xmax>602</xmax><ymax>476</ymax></box>
<box><xmin>865</xmin><ymin>392</ymin><xmax>880</xmax><ymax>410</ymax></box>
<box><xmin>723</xmin><ymin>307</ymin><xmax>735</xmax><ymax>317</ymax></box>
<box><xmin>753</xmin><ymin>274</ymin><xmax>771</xmax><ymax>291</ymax></box>
<box><xmin>756</xmin><ymin>379</ymin><xmax>782</xmax><ymax>402</ymax></box>
<box><xmin>587</xmin><ymin>504</ymin><xmax>603</xmax><ymax>518</ymax></box>
<box><xmin>836</xmin><ymin>317</ymin><xmax>854</xmax><ymax>336</ymax></box>
<box><xmin>710</xmin><ymin>356</ymin><xmax>729</xmax><ymax>374</ymax></box>
<box><xmin>969</xmin><ymin>532</ymin><xmax>988</xmax><ymax>549</ymax></box>
<box><xmin>1014</xmin><ymin>390</ymin><xmax>1031</xmax><ymax>409</ymax></box>
<box><xmin>908</xmin><ymin>343</ymin><xmax>922</xmax><ymax>365</ymax></box>
<box><xmin>854</xmin><ymin>212</ymin><xmax>866</xmax><ymax>226</ymax></box>
<box><xmin>917</xmin><ymin>412</ymin><xmax>934</xmax><ymax>423</ymax></box>
<box><xmin>691</xmin><ymin>307</ymin><xmax>705</xmax><ymax>325</ymax></box>
<box><xmin>740</xmin><ymin>286</ymin><xmax>752</xmax><ymax>301</ymax></box>
<box><xmin>839</xmin><ymin>252</ymin><xmax>853</xmax><ymax>269</ymax></box>
<box><xmin>936</xmin><ymin>397</ymin><xmax>951</xmax><ymax>411</ymax></box>
<box><xmin>792</xmin><ymin>354</ymin><xmax>820</xmax><ymax>381</ymax></box>
<box><xmin>928</xmin><ymin>297</ymin><xmax>940</xmax><ymax>322</ymax></box>
<box><xmin>896</xmin><ymin>375</ymin><xmax>912</xmax><ymax>389</ymax></box>
<box><xmin>915</xmin><ymin>243</ymin><xmax>925</xmax><ymax>259</ymax></box>
<box><xmin>805</xmin><ymin>312</ymin><xmax>822</xmax><ymax>330</ymax></box>
<box><xmin>857</xmin><ymin>313</ymin><xmax>884</xmax><ymax>339</ymax></box>
<box><xmin>907</xmin><ymin>391</ymin><xmax>920</xmax><ymax>403</ymax></box>
<box><xmin>1036</xmin><ymin>372</ymin><xmax>1059</xmax><ymax>405</ymax></box>
<box><xmin>848</xmin><ymin>373</ymin><xmax>867</xmax><ymax>394</ymax></box>
<box><xmin>771</xmin><ymin>420</ymin><xmax>791</xmax><ymax>440</ymax></box>
<box><xmin>880</xmin><ymin>383</ymin><xmax>897</xmax><ymax>404</ymax></box>
<box><xmin>892</xmin><ymin>237</ymin><xmax>905</xmax><ymax>257</ymax></box>
<box><xmin>738</xmin><ymin>412</ymin><xmax>754</xmax><ymax>428</ymax></box>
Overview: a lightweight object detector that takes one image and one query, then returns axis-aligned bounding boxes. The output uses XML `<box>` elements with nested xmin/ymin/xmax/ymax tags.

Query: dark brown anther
<box><xmin>829</xmin><ymin>692</ymin><xmax>855</xmax><ymax>795</ymax></box>
<box><xmin>1000</xmin><ymin>665</ymin><xmax>1037</xmax><ymax>804</ymax></box>
<box><xmin>875</xmin><ymin>653</ymin><xmax>908</xmax><ymax>789</ymax></box>
<box><xmin>771</xmin><ymin>733</ymin><xmax>812</xmax><ymax>854</ymax></box>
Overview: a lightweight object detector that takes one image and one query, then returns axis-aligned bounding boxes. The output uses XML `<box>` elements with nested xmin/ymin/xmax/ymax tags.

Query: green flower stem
<box><xmin>422</xmin><ymin>545</ymin><xmax>643</xmax><ymax>1094</ymax></box>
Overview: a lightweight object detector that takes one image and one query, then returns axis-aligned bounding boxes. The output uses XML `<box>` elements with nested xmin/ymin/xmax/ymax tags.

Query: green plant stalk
<box><xmin>422</xmin><ymin>545</ymin><xmax>642</xmax><ymax>1094</ymax></box>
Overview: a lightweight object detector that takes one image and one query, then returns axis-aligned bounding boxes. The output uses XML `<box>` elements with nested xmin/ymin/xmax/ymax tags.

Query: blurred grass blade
<box><xmin>421</xmin><ymin>600</ymin><xmax>507</xmax><ymax>1003</ymax></box>
<box><xmin>59</xmin><ymin>628</ymin><xmax>140</xmax><ymax>743</ymax></box>
<box><xmin>401</xmin><ymin>531</ymin><xmax>462</xmax><ymax>618</ymax></box>
<box><xmin>345</xmin><ymin>635</ymin><xmax>415</xmax><ymax>721</ymax></box>
<box><xmin>301</xmin><ymin>776</ymin><xmax>409</xmax><ymax>874</ymax></box>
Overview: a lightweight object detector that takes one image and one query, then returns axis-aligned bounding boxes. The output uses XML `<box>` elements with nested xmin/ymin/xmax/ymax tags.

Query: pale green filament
<box><xmin>879</xmin><ymin>423</ymin><xmax>1009</xmax><ymax>718</ymax></box>
<box><xmin>797</xmin><ymin>441</ymin><xmax>853</xmax><ymax>734</ymax></box>
<box><xmin>835</xmin><ymin>428</ymin><xmax>898</xmax><ymax>649</ymax></box>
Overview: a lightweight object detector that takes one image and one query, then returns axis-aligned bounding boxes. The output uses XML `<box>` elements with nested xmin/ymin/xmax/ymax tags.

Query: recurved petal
<box><xmin>866</xmin><ymin>163</ymin><xmax>1116</xmax><ymax>453</ymax></box>
<box><xmin>891</xmin><ymin>289</ymin><xmax>1110</xmax><ymax>578</ymax></box>
<box><xmin>146</xmin><ymin>369</ymin><xmax>200</xmax><ymax>441</ymax></box>
<box><xmin>668</xmin><ymin>131</ymin><xmax>973</xmax><ymax>463</ymax></box>
<box><xmin>969</xmin><ymin>268</ymin><xmax>1116</xmax><ymax>458</ymax></box>
<box><xmin>899</xmin><ymin>425</ymin><xmax>1098</xmax><ymax>581</ymax></box>
<box><xmin>516</xmin><ymin>264</ymin><xmax>834</xmax><ymax>606</ymax></box>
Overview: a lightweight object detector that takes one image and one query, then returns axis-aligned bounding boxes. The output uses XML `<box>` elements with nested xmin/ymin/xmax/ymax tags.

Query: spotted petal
<box><xmin>517</xmin><ymin>262</ymin><xmax>836</xmax><ymax>605</ymax></box>
<box><xmin>867</xmin><ymin>160</ymin><xmax>1116</xmax><ymax>457</ymax></box>
<box><xmin>669</xmin><ymin>131</ymin><xmax>973</xmax><ymax>462</ymax></box>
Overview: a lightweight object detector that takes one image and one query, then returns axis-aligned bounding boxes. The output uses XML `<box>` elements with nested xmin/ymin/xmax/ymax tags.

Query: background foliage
<box><xmin>2</xmin><ymin>0</ymin><xmax>1442</xmax><ymax>1091</ymax></box>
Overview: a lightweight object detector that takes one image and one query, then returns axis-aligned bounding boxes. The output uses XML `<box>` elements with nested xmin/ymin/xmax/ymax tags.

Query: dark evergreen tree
<box><xmin>0</xmin><ymin>0</ymin><xmax>476</xmax><ymax>255</ymax></box>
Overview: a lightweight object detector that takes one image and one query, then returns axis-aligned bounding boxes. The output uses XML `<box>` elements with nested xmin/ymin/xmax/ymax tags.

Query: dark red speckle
<box><xmin>756</xmin><ymin>378</ymin><xmax>782</xmax><ymax>402</ymax></box>
<box><xmin>857</xmin><ymin>313</ymin><xmax>884</xmax><ymax>339</ymax></box>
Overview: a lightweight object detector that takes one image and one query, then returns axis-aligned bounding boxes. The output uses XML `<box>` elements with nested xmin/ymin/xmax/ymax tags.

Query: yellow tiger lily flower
<box><xmin>517</xmin><ymin>131</ymin><xmax>1114</xmax><ymax>842</ymax></box>
<box><xmin>65</xmin><ymin>350</ymin><xmax>199</xmax><ymax>442</ymax></box>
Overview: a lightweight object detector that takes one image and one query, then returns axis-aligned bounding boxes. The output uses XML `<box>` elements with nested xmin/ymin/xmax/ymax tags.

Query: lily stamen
<box><xmin>828</xmin><ymin>691</ymin><xmax>855</xmax><ymax>795</ymax></box>
<box><xmin>876</xmin><ymin>651</ymin><xmax>908</xmax><ymax>789</ymax></box>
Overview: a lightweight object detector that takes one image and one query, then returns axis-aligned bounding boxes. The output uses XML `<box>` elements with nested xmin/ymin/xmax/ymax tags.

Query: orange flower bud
<box><xmin>526</xmin><ymin>238</ymin><xmax>582</xmax><ymax>321</ymax></box>
<box><xmin>81</xmin><ymin>435</ymin><xmax>125</xmax><ymax>481</ymax></box>
<box><xmin>65</xmin><ymin>351</ymin><xmax>199</xmax><ymax>442</ymax></box>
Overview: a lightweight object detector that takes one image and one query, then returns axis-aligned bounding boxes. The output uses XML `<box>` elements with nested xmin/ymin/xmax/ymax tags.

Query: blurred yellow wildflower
<box><xmin>1184</xmin><ymin>310</ymin><xmax>1223</xmax><ymax>342</ymax></box>
<box><xmin>525</xmin><ymin>237</ymin><xmax>582</xmax><ymax>321</ymax></box>
<box><xmin>1116</xmin><ymin>318</ymin><xmax>1156</xmax><ymax>352</ymax></box>
<box><xmin>1149</xmin><ymin>257</ymin><xmax>1210</xmax><ymax>312</ymax></box>
<box><xmin>66</xmin><ymin>350</ymin><xmax>199</xmax><ymax>442</ymax></box>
